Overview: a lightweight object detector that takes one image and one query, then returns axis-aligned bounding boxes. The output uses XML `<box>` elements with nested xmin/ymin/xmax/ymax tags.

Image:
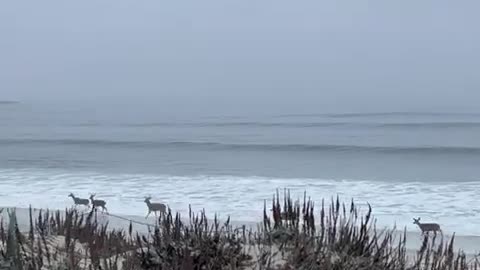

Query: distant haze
<box><xmin>1</xmin><ymin>0</ymin><xmax>479</xmax><ymax>115</ymax></box>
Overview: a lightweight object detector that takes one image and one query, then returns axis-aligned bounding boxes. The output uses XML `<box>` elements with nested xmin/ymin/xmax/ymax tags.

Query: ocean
<box><xmin>1</xmin><ymin>102</ymin><xmax>480</xmax><ymax>235</ymax></box>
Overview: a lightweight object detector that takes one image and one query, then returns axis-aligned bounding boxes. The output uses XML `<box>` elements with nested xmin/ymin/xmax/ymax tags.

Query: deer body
<box><xmin>144</xmin><ymin>197</ymin><xmax>166</xmax><ymax>218</ymax></box>
<box><xmin>413</xmin><ymin>218</ymin><xmax>442</xmax><ymax>235</ymax></box>
<box><xmin>90</xmin><ymin>194</ymin><xmax>108</xmax><ymax>212</ymax></box>
<box><xmin>68</xmin><ymin>193</ymin><xmax>90</xmax><ymax>207</ymax></box>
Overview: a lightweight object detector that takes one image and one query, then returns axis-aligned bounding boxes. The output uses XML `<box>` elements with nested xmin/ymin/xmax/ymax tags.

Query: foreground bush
<box><xmin>0</xmin><ymin>190</ymin><xmax>476</xmax><ymax>269</ymax></box>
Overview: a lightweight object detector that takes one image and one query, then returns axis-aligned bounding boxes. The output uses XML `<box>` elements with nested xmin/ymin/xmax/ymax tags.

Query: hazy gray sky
<box><xmin>1</xmin><ymin>0</ymin><xmax>479</xmax><ymax>113</ymax></box>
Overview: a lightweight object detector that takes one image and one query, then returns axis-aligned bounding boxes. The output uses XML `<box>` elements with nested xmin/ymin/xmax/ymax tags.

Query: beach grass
<box><xmin>0</xmin><ymin>190</ymin><xmax>477</xmax><ymax>269</ymax></box>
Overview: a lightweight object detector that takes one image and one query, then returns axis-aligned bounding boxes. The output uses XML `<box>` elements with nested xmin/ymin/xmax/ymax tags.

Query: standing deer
<box><xmin>413</xmin><ymin>217</ymin><xmax>442</xmax><ymax>235</ymax></box>
<box><xmin>68</xmin><ymin>193</ymin><xmax>90</xmax><ymax>207</ymax></box>
<box><xmin>144</xmin><ymin>196</ymin><xmax>167</xmax><ymax>218</ymax></box>
<box><xmin>90</xmin><ymin>194</ymin><xmax>108</xmax><ymax>212</ymax></box>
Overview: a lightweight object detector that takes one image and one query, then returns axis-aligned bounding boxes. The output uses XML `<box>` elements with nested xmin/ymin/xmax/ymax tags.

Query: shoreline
<box><xmin>3</xmin><ymin>170</ymin><xmax>480</xmax><ymax>236</ymax></box>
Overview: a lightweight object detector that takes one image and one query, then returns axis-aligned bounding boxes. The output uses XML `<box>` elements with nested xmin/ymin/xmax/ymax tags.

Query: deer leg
<box><xmin>146</xmin><ymin>210</ymin><xmax>151</xmax><ymax>219</ymax></box>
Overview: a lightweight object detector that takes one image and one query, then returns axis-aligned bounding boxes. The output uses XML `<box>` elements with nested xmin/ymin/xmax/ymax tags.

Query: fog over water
<box><xmin>1</xmin><ymin>0</ymin><xmax>480</xmax><ymax>235</ymax></box>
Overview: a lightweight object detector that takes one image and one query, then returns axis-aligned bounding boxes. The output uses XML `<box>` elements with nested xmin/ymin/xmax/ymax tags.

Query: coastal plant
<box><xmin>0</xmin><ymin>191</ymin><xmax>478</xmax><ymax>269</ymax></box>
<box><xmin>256</xmin><ymin>189</ymin><xmax>475</xmax><ymax>270</ymax></box>
<box><xmin>136</xmin><ymin>207</ymin><xmax>252</xmax><ymax>269</ymax></box>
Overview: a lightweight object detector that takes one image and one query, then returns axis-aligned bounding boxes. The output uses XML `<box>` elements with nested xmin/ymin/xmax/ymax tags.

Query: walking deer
<box><xmin>413</xmin><ymin>217</ymin><xmax>442</xmax><ymax>235</ymax></box>
<box><xmin>90</xmin><ymin>194</ymin><xmax>108</xmax><ymax>212</ymax></box>
<box><xmin>68</xmin><ymin>193</ymin><xmax>90</xmax><ymax>207</ymax></box>
<box><xmin>144</xmin><ymin>196</ymin><xmax>167</xmax><ymax>218</ymax></box>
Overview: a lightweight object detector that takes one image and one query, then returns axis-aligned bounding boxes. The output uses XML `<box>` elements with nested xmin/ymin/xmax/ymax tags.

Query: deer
<box><xmin>89</xmin><ymin>194</ymin><xmax>108</xmax><ymax>212</ymax></box>
<box><xmin>144</xmin><ymin>196</ymin><xmax>167</xmax><ymax>218</ymax></box>
<box><xmin>68</xmin><ymin>193</ymin><xmax>90</xmax><ymax>207</ymax></box>
<box><xmin>413</xmin><ymin>217</ymin><xmax>442</xmax><ymax>235</ymax></box>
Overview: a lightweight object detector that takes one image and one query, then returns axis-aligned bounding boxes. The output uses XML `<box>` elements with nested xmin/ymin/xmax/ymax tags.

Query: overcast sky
<box><xmin>1</xmin><ymin>0</ymin><xmax>479</xmax><ymax>113</ymax></box>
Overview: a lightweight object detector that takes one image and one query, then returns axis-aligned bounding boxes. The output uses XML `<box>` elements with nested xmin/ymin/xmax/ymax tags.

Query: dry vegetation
<box><xmin>0</xmin><ymin>190</ymin><xmax>477</xmax><ymax>269</ymax></box>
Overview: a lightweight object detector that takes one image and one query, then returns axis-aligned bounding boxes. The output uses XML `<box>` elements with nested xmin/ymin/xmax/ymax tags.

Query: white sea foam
<box><xmin>1</xmin><ymin>168</ymin><xmax>480</xmax><ymax>236</ymax></box>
